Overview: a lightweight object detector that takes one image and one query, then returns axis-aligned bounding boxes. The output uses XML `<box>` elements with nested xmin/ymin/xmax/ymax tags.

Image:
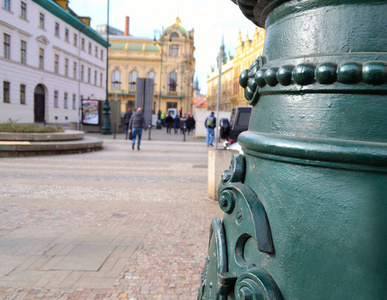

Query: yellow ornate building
<box><xmin>207</xmin><ymin>27</ymin><xmax>265</xmax><ymax>111</ymax></box>
<box><xmin>107</xmin><ymin>17</ymin><xmax>195</xmax><ymax>115</ymax></box>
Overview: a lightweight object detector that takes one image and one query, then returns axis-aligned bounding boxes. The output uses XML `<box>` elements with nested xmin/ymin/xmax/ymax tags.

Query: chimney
<box><xmin>124</xmin><ymin>16</ymin><xmax>129</xmax><ymax>36</ymax></box>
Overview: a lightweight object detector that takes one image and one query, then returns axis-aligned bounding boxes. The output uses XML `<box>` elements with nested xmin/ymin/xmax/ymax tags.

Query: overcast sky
<box><xmin>69</xmin><ymin>0</ymin><xmax>258</xmax><ymax>94</ymax></box>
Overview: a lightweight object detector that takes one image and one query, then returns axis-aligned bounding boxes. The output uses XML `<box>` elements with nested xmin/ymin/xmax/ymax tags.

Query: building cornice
<box><xmin>32</xmin><ymin>0</ymin><xmax>107</xmax><ymax>48</ymax></box>
<box><xmin>0</xmin><ymin>20</ymin><xmax>16</xmax><ymax>31</ymax></box>
<box><xmin>17</xmin><ymin>28</ymin><xmax>32</xmax><ymax>37</ymax></box>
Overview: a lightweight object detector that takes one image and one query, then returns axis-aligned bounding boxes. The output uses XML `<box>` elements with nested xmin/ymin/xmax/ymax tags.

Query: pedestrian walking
<box><xmin>165</xmin><ymin>113</ymin><xmax>174</xmax><ymax>134</ymax></box>
<box><xmin>123</xmin><ymin>108</ymin><xmax>133</xmax><ymax>139</ymax></box>
<box><xmin>186</xmin><ymin>114</ymin><xmax>195</xmax><ymax>134</ymax></box>
<box><xmin>129</xmin><ymin>107</ymin><xmax>147</xmax><ymax>150</ymax></box>
<box><xmin>173</xmin><ymin>114</ymin><xmax>180</xmax><ymax>134</ymax></box>
<box><xmin>204</xmin><ymin>111</ymin><xmax>216</xmax><ymax>146</ymax></box>
<box><xmin>160</xmin><ymin>112</ymin><xmax>165</xmax><ymax>127</ymax></box>
<box><xmin>180</xmin><ymin>114</ymin><xmax>187</xmax><ymax>134</ymax></box>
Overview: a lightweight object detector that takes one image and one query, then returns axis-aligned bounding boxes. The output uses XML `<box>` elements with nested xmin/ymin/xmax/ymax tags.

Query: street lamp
<box><xmin>154</xmin><ymin>31</ymin><xmax>171</xmax><ymax>116</ymax></box>
<box><xmin>101</xmin><ymin>0</ymin><xmax>112</xmax><ymax>134</ymax></box>
<box><xmin>112</xmin><ymin>80</ymin><xmax>121</xmax><ymax>136</ymax></box>
<box><xmin>215</xmin><ymin>41</ymin><xmax>224</xmax><ymax>149</ymax></box>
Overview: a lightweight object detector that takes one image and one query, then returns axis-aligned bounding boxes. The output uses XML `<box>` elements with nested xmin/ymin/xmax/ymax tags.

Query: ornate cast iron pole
<box><xmin>198</xmin><ymin>0</ymin><xmax>387</xmax><ymax>299</ymax></box>
<box><xmin>101</xmin><ymin>0</ymin><xmax>112</xmax><ymax>134</ymax></box>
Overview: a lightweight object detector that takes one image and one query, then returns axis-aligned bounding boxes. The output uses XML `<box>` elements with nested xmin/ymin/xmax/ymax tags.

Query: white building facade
<box><xmin>0</xmin><ymin>0</ymin><xmax>107</xmax><ymax>124</ymax></box>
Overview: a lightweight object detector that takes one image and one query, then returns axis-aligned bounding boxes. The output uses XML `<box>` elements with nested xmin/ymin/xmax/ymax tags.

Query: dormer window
<box><xmin>170</xmin><ymin>32</ymin><xmax>179</xmax><ymax>39</ymax></box>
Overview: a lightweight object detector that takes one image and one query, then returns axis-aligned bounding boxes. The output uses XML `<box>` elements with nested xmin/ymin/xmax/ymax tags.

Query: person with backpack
<box><xmin>204</xmin><ymin>112</ymin><xmax>216</xmax><ymax>147</ymax></box>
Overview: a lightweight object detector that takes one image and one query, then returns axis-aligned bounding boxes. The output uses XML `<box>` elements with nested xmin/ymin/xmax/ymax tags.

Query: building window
<box><xmin>39</xmin><ymin>13</ymin><xmax>44</xmax><ymax>29</ymax></box>
<box><xmin>95</xmin><ymin>46</ymin><xmax>98</xmax><ymax>58</ymax></box>
<box><xmin>88</xmin><ymin>42</ymin><xmax>91</xmax><ymax>54</ymax></box>
<box><xmin>64</xmin><ymin>58</ymin><xmax>68</xmax><ymax>77</ymax></box>
<box><xmin>170</xmin><ymin>32</ymin><xmax>179</xmax><ymax>39</ymax></box>
<box><xmin>128</xmin><ymin>71</ymin><xmax>137</xmax><ymax>90</ymax></box>
<box><xmin>100</xmin><ymin>73</ymin><xmax>103</xmax><ymax>87</ymax></box>
<box><xmin>73</xmin><ymin>62</ymin><xmax>77</xmax><ymax>79</ymax></box>
<box><xmin>20</xmin><ymin>84</ymin><xmax>25</xmax><ymax>104</ymax></box>
<box><xmin>39</xmin><ymin>48</ymin><xmax>44</xmax><ymax>69</ymax></box>
<box><xmin>81</xmin><ymin>65</ymin><xmax>84</xmax><ymax>81</ymax></box>
<box><xmin>167</xmin><ymin>102</ymin><xmax>177</xmax><ymax>109</ymax></box>
<box><xmin>4</xmin><ymin>0</ymin><xmax>10</xmax><ymax>10</ymax></box>
<box><xmin>64</xmin><ymin>92</ymin><xmax>68</xmax><ymax>109</ymax></box>
<box><xmin>146</xmin><ymin>71</ymin><xmax>157</xmax><ymax>88</ymax></box>
<box><xmin>54</xmin><ymin>54</ymin><xmax>59</xmax><ymax>74</ymax></box>
<box><xmin>20</xmin><ymin>1</ymin><xmax>27</xmax><ymax>19</ymax></box>
<box><xmin>169</xmin><ymin>45</ymin><xmax>179</xmax><ymax>57</ymax></box>
<box><xmin>81</xmin><ymin>38</ymin><xmax>85</xmax><ymax>50</ymax></box>
<box><xmin>3</xmin><ymin>33</ymin><xmax>10</xmax><ymax>59</ymax></box>
<box><xmin>100</xmin><ymin>49</ymin><xmax>103</xmax><ymax>60</ymax></box>
<box><xmin>94</xmin><ymin>70</ymin><xmax>97</xmax><ymax>85</ymax></box>
<box><xmin>55</xmin><ymin>22</ymin><xmax>60</xmax><ymax>37</ymax></box>
<box><xmin>73</xmin><ymin>33</ymin><xmax>77</xmax><ymax>46</ymax></box>
<box><xmin>72</xmin><ymin>94</ymin><xmax>76</xmax><ymax>109</ymax></box>
<box><xmin>87</xmin><ymin>68</ymin><xmax>91</xmax><ymax>83</ymax></box>
<box><xmin>3</xmin><ymin>81</ymin><xmax>10</xmax><ymax>103</ymax></box>
<box><xmin>20</xmin><ymin>40</ymin><xmax>26</xmax><ymax>64</ymax></box>
<box><xmin>111</xmin><ymin>70</ymin><xmax>121</xmax><ymax>89</ymax></box>
<box><xmin>54</xmin><ymin>90</ymin><xmax>58</xmax><ymax>108</ymax></box>
<box><xmin>168</xmin><ymin>72</ymin><xmax>178</xmax><ymax>92</ymax></box>
<box><xmin>65</xmin><ymin>28</ymin><xmax>69</xmax><ymax>42</ymax></box>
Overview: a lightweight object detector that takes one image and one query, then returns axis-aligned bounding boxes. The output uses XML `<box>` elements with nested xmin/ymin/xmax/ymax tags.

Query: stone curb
<box><xmin>0</xmin><ymin>130</ymin><xmax>84</xmax><ymax>141</ymax></box>
<box><xmin>0</xmin><ymin>135</ymin><xmax>102</xmax><ymax>157</ymax></box>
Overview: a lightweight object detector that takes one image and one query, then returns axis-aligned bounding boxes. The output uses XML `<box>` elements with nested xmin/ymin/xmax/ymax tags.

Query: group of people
<box><xmin>163</xmin><ymin>113</ymin><xmax>196</xmax><ymax>134</ymax></box>
<box><xmin>123</xmin><ymin>108</ymin><xmax>217</xmax><ymax>150</ymax></box>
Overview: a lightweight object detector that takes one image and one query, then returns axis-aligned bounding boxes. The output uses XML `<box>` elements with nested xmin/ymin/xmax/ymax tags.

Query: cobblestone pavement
<box><xmin>0</xmin><ymin>131</ymin><xmax>223</xmax><ymax>299</ymax></box>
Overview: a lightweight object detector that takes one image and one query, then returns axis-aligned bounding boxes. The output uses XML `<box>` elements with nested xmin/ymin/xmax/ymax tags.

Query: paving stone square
<box><xmin>0</xmin><ymin>130</ymin><xmax>223</xmax><ymax>299</ymax></box>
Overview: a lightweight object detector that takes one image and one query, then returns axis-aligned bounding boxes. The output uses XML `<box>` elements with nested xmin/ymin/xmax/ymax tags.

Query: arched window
<box><xmin>129</xmin><ymin>71</ymin><xmax>138</xmax><ymax>90</ymax></box>
<box><xmin>170</xmin><ymin>32</ymin><xmax>179</xmax><ymax>38</ymax></box>
<box><xmin>146</xmin><ymin>71</ymin><xmax>157</xmax><ymax>88</ymax></box>
<box><xmin>168</xmin><ymin>72</ymin><xmax>178</xmax><ymax>92</ymax></box>
<box><xmin>111</xmin><ymin>70</ymin><xmax>121</xmax><ymax>89</ymax></box>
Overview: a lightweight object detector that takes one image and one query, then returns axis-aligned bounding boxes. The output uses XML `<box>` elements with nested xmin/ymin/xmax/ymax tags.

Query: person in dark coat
<box><xmin>179</xmin><ymin>114</ymin><xmax>187</xmax><ymax>134</ymax></box>
<box><xmin>123</xmin><ymin>108</ymin><xmax>133</xmax><ymax>139</ymax></box>
<box><xmin>129</xmin><ymin>107</ymin><xmax>147</xmax><ymax>150</ymax></box>
<box><xmin>173</xmin><ymin>115</ymin><xmax>180</xmax><ymax>134</ymax></box>
<box><xmin>186</xmin><ymin>114</ymin><xmax>195</xmax><ymax>134</ymax></box>
<box><xmin>165</xmin><ymin>113</ymin><xmax>174</xmax><ymax>134</ymax></box>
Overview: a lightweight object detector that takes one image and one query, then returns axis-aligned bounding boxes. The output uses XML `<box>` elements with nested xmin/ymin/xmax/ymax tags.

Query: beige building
<box><xmin>207</xmin><ymin>53</ymin><xmax>234</xmax><ymax>111</ymax></box>
<box><xmin>207</xmin><ymin>28</ymin><xmax>265</xmax><ymax>111</ymax></box>
<box><xmin>107</xmin><ymin>17</ymin><xmax>195</xmax><ymax>116</ymax></box>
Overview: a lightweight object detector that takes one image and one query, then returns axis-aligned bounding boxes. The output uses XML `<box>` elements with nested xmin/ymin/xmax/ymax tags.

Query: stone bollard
<box><xmin>198</xmin><ymin>0</ymin><xmax>387</xmax><ymax>299</ymax></box>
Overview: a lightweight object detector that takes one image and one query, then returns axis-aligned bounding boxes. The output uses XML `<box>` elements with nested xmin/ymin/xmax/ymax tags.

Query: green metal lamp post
<box><xmin>101</xmin><ymin>0</ymin><xmax>112</xmax><ymax>135</ymax></box>
<box><xmin>198</xmin><ymin>0</ymin><xmax>387</xmax><ymax>299</ymax></box>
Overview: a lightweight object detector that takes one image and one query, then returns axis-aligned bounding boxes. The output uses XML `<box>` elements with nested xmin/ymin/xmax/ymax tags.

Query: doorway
<box><xmin>34</xmin><ymin>84</ymin><xmax>45</xmax><ymax>123</ymax></box>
